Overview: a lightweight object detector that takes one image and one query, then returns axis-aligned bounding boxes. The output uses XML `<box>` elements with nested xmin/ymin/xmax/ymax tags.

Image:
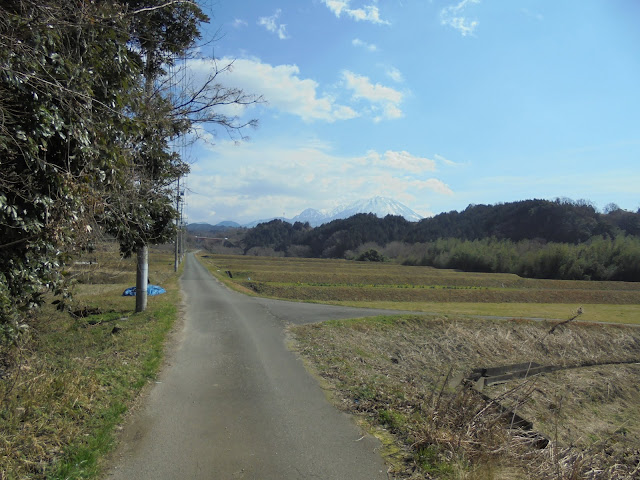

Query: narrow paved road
<box><xmin>106</xmin><ymin>253</ymin><xmax>390</xmax><ymax>479</ymax></box>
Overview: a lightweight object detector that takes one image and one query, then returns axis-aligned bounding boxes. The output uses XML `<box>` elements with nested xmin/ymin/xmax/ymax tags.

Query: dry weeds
<box><xmin>290</xmin><ymin>315</ymin><xmax>640</xmax><ymax>479</ymax></box>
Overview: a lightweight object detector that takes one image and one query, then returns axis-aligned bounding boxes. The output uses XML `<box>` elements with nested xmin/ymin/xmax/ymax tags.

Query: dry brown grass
<box><xmin>290</xmin><ymin>315</ymin><xmax>640</xmax><ymax>479</ymax></box>
<box><xmin>1</xmin><ymin>336</ymin><xmax>111</xmax><ymax>478</ymax></box>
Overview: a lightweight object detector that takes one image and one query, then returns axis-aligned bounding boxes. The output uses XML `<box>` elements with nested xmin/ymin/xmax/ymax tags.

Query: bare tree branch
<box><xmin>128</xmin><ymin>1</ymin><xmax>198</xmax><ymax>16</ymax></box>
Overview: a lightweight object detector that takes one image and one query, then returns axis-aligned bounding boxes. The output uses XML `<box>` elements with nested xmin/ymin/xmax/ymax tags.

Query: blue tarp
<box><xmin>122</xmin><ymin>285</ymin><xmax>166</xmax><ymax>296</ymax></box>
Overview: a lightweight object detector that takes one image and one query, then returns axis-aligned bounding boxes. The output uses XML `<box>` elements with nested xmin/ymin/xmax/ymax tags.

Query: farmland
<box><xmin>198</xmin><ymin>254</ymin><xmax>640</xmax><ymax>325</ymax></box>
<box><xmin>198</xmin><ymin>254</ymin><xmax>640</xmax><ymax>479</ymax></box>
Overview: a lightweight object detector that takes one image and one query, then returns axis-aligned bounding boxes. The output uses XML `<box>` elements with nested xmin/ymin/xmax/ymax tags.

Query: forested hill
<box><xmin>407</xmin><ymin>199</ymin><xmax>640</xmax><ymax>243</ymax></box>
<box><xmin>231</xmin><ymin>199</ymin><xmax>640</xmax><ymax>281</ymax></box>
<box><xmin>241</xmin><ymin>199</ymin><xmax>639</xmax><ymax>255</ymax></box>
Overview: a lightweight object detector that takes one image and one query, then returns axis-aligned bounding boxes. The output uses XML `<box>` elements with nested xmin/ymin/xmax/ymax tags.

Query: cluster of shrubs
<box><xmin>396</xmin><ymin>235</ymin><xmax>640</xmax><ymax>281</ymax></box>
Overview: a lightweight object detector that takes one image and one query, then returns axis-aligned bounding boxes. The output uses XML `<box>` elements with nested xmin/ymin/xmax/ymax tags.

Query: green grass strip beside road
<box><xmin>56</xmin><ymin>286</ymin><xmax>179</xmax><ymax>480</ymax></box>
<box><xmin>320</xmin><ymin>301</ymin><xmax>640</xmax><ymax>325</ymax></box>
<box><xmin>0</xmin><ymin>256</ymin><xmax>182</xmax><ymax>480</ymax></box>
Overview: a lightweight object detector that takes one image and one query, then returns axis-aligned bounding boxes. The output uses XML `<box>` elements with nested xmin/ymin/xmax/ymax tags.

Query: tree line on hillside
<box><xmin>218</xmin><ymin>199</ymin><xmax>640</xmax><ymax>282</ymax></box>
<box><xmin>0</xmin><ymin>0</ymin><xmax>257</xmax><ymax>341</ymax></box>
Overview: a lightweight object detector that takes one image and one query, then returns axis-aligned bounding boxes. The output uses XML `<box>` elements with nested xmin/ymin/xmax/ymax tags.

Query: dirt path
<box><xmin>105</xmin><ymin>253</ymin><xmax>389</xmax><ymax>479</ymax></box>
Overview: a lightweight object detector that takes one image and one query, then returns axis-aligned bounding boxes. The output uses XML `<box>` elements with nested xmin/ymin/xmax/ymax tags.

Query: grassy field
<box><xmin>198</xmin><ymin>254</ymin><xmax>640</xmax><ymax>324</ymax></box>
<box><xmin>0</xmin><ymin>244</ymin><xmax>181</xmax><ymax>480</ymax></box>
<box><xmin>198</xmin><ymin>254</ymin><xmax>640</xmax><ymax>479</ymax></box>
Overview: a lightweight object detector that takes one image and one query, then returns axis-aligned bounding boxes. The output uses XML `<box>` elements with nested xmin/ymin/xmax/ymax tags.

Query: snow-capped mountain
<box><xmin>196</xmin><ymin>197</ymin><xmax>424</xmax><ymax>229</ymax></box>
<box><xmin>332</xmin><ymin>197</ymin><xmax>422</xmax><ymax>222</ymax></box>
<box><xmin>291</xmin><ymin>196</ymin><xmax>422</xmax><ymax>226</ymax></box>
<box><xmin>290</xmin><ymin>208</ymin><xmax>326</xmax><ymax>225</ymax></box>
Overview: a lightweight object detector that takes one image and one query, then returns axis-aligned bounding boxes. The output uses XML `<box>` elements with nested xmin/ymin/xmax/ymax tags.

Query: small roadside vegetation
<box><xmin>0</xmin><ymin>246</ymin><xmax>180</xmax><ymax>479</ymax></box>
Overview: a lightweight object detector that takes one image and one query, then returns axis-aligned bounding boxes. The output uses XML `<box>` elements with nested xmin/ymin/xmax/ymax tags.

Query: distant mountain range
<box><xmin>187</xmin><ymin>222</ymin><xmax>241</xmax><ymax>235</ymax></box>
<box><xmin>188</xmin><ymin>197</ymin><xmax>423</xmax><ymax>231</ymax></box>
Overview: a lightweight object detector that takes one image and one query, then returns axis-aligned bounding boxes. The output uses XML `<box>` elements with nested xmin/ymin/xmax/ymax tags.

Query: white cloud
<box><xmin>324</xmin><ymin>0</ymin><xmax>349</xmax><ymax>16</ymax></box>
<box><xmin>185</xmin><ymin>58</ymin><xmax>409</xmax><ymax>125</ymax></box>
<box><xmin>352</xmin><ymin>38</ymin><xmax>378</xmax><ymax>52</ymax></box>
<box><xmin>342</xmin><ymin>70</ymin><xmax>404</xmax><ymax>121</ymax></box>
<box><xmin>258</xmin><ymin>9</ymin><xmax>289</xmax><ymax>39</ymax></box>
<box><xmin>368</xmin><ymin>150</ymin><xmax>437</xmax><ymax>173</ymax></box>
<box><xmin>348</xmin><ymin>5</ymin><xmax>387</xmax><ymax>24</ymax></box>
<box><xmin>434</xmin><ymin>154</ymin><xmax>459</xmax><ymax>166</ymax></box>
<box><xmin>381</xmin><ymin>103</ymin><xmax>403</xmax><ymax>121</ymax></box>
<box><xmin>415</xmin><ymin>178</ymin><xmax>454</xmax><ymax>195</ymax></box>
<box><xmin>386</xmin><ymin>66</ymin><xmax>404</xmax><ymax>83</ymax></box>
<box><xmin>186</xmin><ymin>57</ymin><xmax>358</xmax><ymax>123</ymax></box>
<box><xmin>521</xmin><ymin>8</ymin><xmax>543</xmax><ymax>21</ymax></box>
<box><xmin>186</xmin><ymin>141</ymin><xmax>454</xmax><ymax>223</ymax></box>
<box><xmin>343</xmin><ymin>71</ymin><xmax>403</xmax><ymax>104</ymax></box>
<box><xmin>186</xmin><ymin>124</ymin><xmax>217</xmax><ymax>148</ymax></box>
<box><xmin>440</xmin><ymin>0</ymin><xmax>480</xmax><ymax>36</ymax></box>
<box><xmin>368</xmin><ymin>175</ymin><xmax>453</xmax><ymax>197</ymax></box>
<box><xmin>232</xmin><ymin>19</ymin><xmax>248</xmax><ymax>28</ymax></box>
<box><xmin>323</xmin><ymin>0</ymin><xmax>389</xmax><ymax>25</ymax></box>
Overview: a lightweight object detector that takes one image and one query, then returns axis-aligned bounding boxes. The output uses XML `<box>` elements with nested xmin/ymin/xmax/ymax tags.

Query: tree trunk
<box><xmin>136</xmin><ymin>245</ymin><xmax>148</xmax><ymax>312</ymax></box>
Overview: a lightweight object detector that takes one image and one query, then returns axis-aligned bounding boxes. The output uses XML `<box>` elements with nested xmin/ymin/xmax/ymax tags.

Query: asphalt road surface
<box><xmin>105</xmin><ymin>253</ymin><xmax>393</xmax><ymax>479</ymax></box>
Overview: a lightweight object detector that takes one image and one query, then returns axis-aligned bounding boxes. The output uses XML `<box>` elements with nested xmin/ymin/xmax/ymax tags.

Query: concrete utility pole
<box><xmin>174</xmin><ymin>178</ymin><xmax>180</xmax><ymax>272</ymax></box>
<box><xmin>136</xmin><ymin>245</ymin><xmax>148</xmax><ymax>312</ymax></box>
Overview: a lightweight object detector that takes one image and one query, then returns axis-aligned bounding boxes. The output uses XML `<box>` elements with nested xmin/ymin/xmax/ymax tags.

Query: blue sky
<box><xmin>183</xmin><ymin>0</ymin><xmax>640</xmax><ymax>224</ymax></box>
